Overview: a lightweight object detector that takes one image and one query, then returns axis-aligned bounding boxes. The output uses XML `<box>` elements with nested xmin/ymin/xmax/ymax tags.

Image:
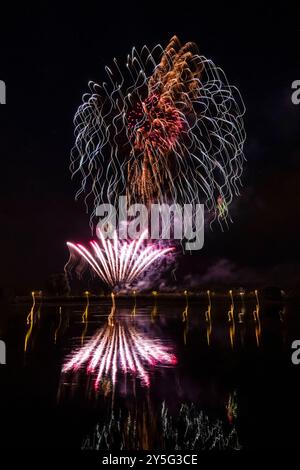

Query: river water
<box><xmin>2</xmin><ymin>296</ymin><xmax>300</xmax><ymax>449</ymax></box>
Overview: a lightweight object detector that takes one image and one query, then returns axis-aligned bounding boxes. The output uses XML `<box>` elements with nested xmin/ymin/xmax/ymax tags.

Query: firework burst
<box><xmin>66</xmin><ymin>230</ymin><xmax>173</xmax><ymax>288</ymax></box>
<box><xmin>70</xmin><ymin>36</ymin><xmax>246</xmax><ymax>227</ymax></box>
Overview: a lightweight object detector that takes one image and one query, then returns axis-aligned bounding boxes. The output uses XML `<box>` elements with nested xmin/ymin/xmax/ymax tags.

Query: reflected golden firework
<box><xmin>205</xmin><ymin>290</ymin><xmax>212</xmax><ymax>346</ymax></box>
<box><xmin>228</xmin><ymin>290</ymin><xmax>235</xmax><ymax>349</ymax></box>
<box><xmin>54</xmin><ymin>306</ymin><xmax>62</xmax><ymax>345</ymax></box>
<box><xmin>182</xmin><ymin>291</ymin><xmax>189</xmax><ymax>345</ymax></box>
<box><xmin>24</xmin><ymin>291</ymin><xmax>42</xmax><ymax>353</ymax></box>
<box><xmin>253</xmin><ymin>290</ymin><xmax>261</xmax><ymax>347</ymax></box>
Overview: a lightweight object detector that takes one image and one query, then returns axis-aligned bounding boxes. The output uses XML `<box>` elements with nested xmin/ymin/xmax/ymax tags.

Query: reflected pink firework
<box><xmin>62</xmin><ymin>322</ymin><xmax>177</xmax><ymax>388</ymax></box>
<box><xmin>66</xmin><ymin>230</ymin><xmax>173</xmax><ymax>288</ymax></box>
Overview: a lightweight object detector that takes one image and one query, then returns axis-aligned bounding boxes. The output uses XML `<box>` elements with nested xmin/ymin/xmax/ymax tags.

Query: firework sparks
<box><xmin>70</xmin><ymin>35</ymin><xmax>246</xmax><ymax>227</ymax></box>
<box><xmin>62</xmin><ymin>321</ymin><xmax>177</xmax><ymax>388</ymax></box>
<box><xmin>82</xmin><ymin>401</ymin><xmax>241</xmax><ymax>451</ymax></box>
<box><xmin>66</xmin><ymin>230</ymin><xmax>173</xmax><ymax>288</ymax></box>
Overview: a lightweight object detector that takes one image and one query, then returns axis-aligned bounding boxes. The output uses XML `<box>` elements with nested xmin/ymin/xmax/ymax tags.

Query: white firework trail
<box><xmin>70</xmin><ymin>36</ymin><xmax>246</xmax><ymax>229</ymax></box>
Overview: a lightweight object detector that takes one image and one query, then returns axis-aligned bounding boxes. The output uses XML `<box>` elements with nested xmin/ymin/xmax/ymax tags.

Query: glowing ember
<box><xmin>66</xmin><ymin>230</ymin><xmax>173</xmax><ymax>288</ymax></box>
<box><xmin>62</xmin><ymin>321</ymin><xmax>177</xmax><ymax>388</ymax></box>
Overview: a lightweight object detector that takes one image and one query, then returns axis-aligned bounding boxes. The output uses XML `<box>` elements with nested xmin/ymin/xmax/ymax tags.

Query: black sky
<box><xmin>0</xmin><ymin>3</ymin><xmax>299</xmax><ymax>292</ymax></box>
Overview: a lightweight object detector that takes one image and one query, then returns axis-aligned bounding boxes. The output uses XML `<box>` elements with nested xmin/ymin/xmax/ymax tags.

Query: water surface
<box><xmin>4</xmin><ymin>296</ymin><xmax>300</xmax><ymax>449</ymax></box>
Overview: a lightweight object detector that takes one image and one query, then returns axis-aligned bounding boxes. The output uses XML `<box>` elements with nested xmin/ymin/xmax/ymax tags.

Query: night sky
<box><xmin>1</xmin><ymin>4</ymin><xmax>299</xmax><ymax>293</ymax></box>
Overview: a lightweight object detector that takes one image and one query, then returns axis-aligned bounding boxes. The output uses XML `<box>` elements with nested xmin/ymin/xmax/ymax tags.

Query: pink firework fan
<box><xmin>62</xmin><ymin>320</ymin><xmax>177</xmax><ymax>389</ymax></box>
<box><xmin>65</xmin><ymin>230</ymin><xmax>174</xmax><ymax>289</ymax></box>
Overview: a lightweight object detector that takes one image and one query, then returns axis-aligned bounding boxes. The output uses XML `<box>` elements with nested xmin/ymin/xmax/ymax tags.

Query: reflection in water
<box><xmin>62</xmin><ymin>306</ymin><xmax>177</xmax><ymax>390</ymax></box>
<box><xmin>16</xmin><ymin>292</ymin><xmax>296</xmax><ymax>450</ymax></box>
<box><xmin>54</xmin><ymin>306</ymin><xmax>62</xmax><ymax>344</ymax></box>
<box><xmin>253</xmin><ymin>290</ymin><xmax>261</xmax><ymax>347</ymax></box>
<box><xmin>279</xmin><ymin>306</ymin><xmax>287</xmax><ymax>345</ymax></box>
<box><xmin>151</xmin><ymin>291</ymin><xmax>158</xmax><ymax>323</ymax></box>
<box><xmin>182</xmin><ymin>291</ymin><xmax>189</xmax><ymax>345</ymax></box>
<box><xmin>228</xmin><ymin>290</ymin><xmax>236</xmax><ymax>349</ymax></box>
<box><xmin>238</xmin><ymin>291</ymin><xmax>246</xmax><ymax>323</ymax></box>
<box><xmin>81</xmin><ymin>291</ymin><xmax>90</xmax><ymax>345</ymax></box>
<box><xmin>24</xmin><ymin>291</ymin><xmax>281</xmax><ymax>362</ymax></box>
<box><xmin>161</xmin><ymin>402</ymin><xmax>241</xmax><ymax>450</ymax></box>
<box><xmin>131</xmin><ymin>291</ymin><xmax>137</xmax><ymax>317</ymax></box>
<box><xmin>81</xmin><ymin>393</ymin><xmax>158</xmax><ymax>450</ymax></box>
<box><xmin>237</xmin><ymin>291</ymin><xmax>246</xmax><ymax>346</ymax></box>
<box><xmin>24</xmin><ymin>291</ymin><xmax>42</xmax><ymax>352</ymax></box>
<box><xmin>226</xmin><ymin>390</ymin><xmax>238</xmax><ymax>424</ymax></box>
<box><xmin>82</xmin><ymin>401</ymin><xmax>241</xmax><ymax>451</ymax></box>
<box><xmin>279</xmin><ymin>306</ymin><xmax>286</xmax><ymax>323</ymax></box>
<box><xmin>205</xmin><ymin>290</ymin><xmax>212</xmax><ymax>346</ymax></box>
